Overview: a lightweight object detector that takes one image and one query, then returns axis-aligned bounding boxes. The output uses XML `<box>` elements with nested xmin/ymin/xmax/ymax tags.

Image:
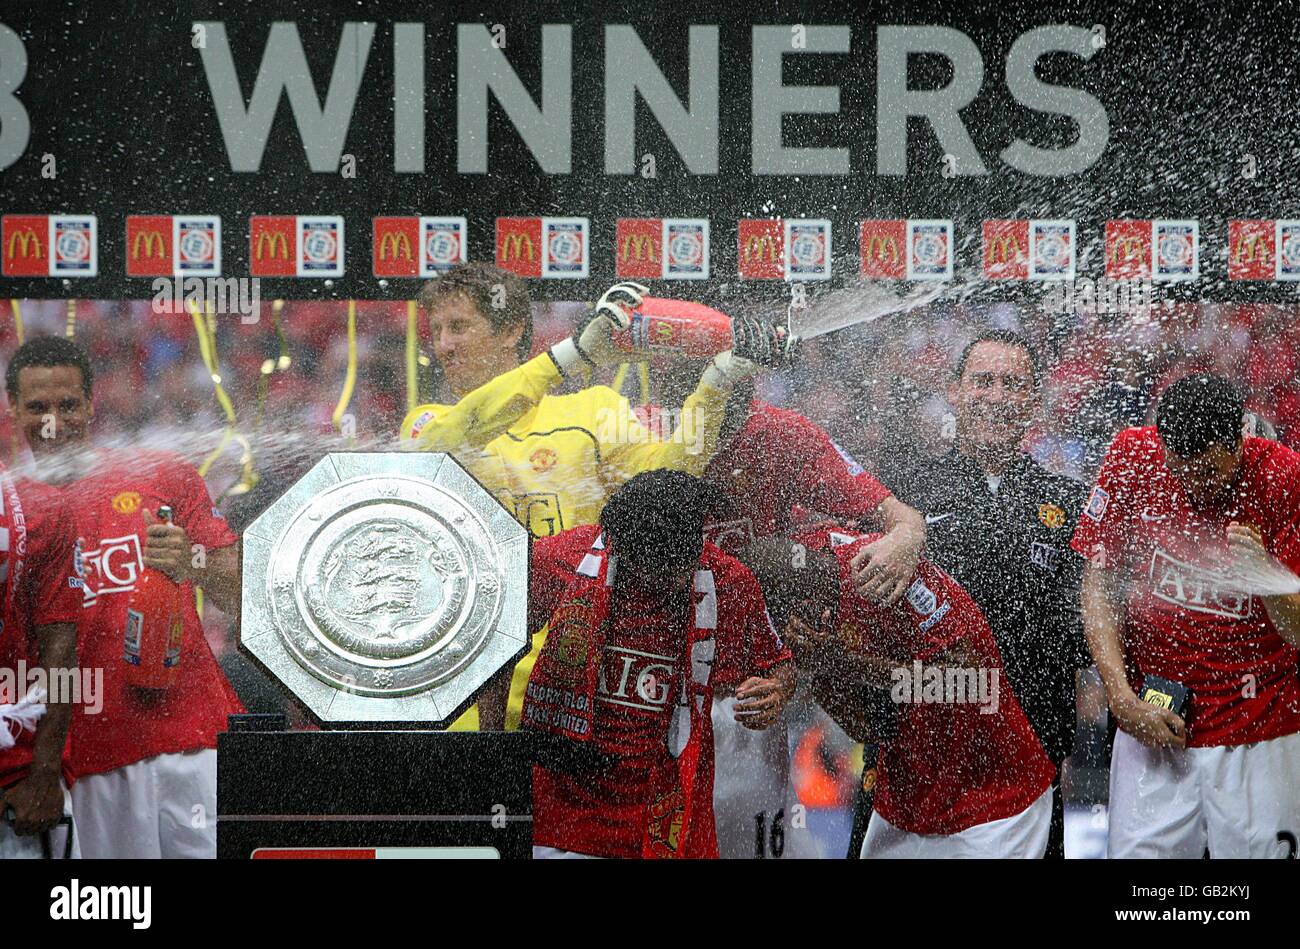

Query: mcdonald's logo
<box><xmin>743</xmin><ymin>234</ymin><xmax>780</xmax><ymax>263</ymax></box>
<box><xmin>1233</xmin><ymin>233</ymin><xmax>1271</xmax><ymax>265</ymax></box>
<box><xmin>501</xmin><ymin>232</ymin><xmax>536</xmax><ymax>262</ymax></box>
<box><xmin>1228</xmin><ymin>220</ymin><xmax>1278</xmax><ymax>281</ymax></box>
<box><xmin>255</xmin><ymin>231</ymin><xmax>290</xmax><ymax>260</ymax></box>
<box><xmin>864</xmin><ymin>235</ymin><xmax>900</xmax><ymax>264</ymax></box>
<box><xmin>987</xmin><ymin>234</ymin><xmax>1024</xmax><ymax>264</ymax></box>
<box><xmin>7</xmin><ymin>228</ymin><xmax>42</xmax><ymax>259</ymax></box>
<box><xmin>379</xmin><ymin>231</ymin><xmax>413</xmax><ymax>260</ymax></box>
<box><xmin>1109</xmin><ymin>236</ymin><xmax>1147</xmax><ymax>265</ymax></box>
<box><xmin>131</xmin><ymin>229</ymin><xmax>166</xmax><ymax>260</ymax></box>
<box><xmin>859</xmin><ymin>220</ymin><xmax>908</xmax><ymax>279</ymax></box>
<box><xmin>621</xmin><ymin>233</ymin><xmax>658</xmax><ymax>263</ymax></box>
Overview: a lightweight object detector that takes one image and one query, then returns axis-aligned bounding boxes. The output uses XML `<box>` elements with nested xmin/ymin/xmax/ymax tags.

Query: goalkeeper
<box><xmin>400</xmin><ymin>263</ymin><xmax>789</xmax><ymax>729</ymax></box>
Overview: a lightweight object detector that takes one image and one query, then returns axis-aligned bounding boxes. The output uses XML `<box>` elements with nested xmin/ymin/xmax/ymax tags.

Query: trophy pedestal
<box><xmin>217</xmin><ymin>717</ymin><xmax>534</xmax><ymax>859</ymax></box>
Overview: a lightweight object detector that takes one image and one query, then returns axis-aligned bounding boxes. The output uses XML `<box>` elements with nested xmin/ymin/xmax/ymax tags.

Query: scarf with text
<box><xmin>523</xmin><ymin>533</ymin><xmax>721</xmax><ymax>859</ymax></box>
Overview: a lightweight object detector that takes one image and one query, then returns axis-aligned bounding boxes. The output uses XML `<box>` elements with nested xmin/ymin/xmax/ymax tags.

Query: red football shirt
<box><xmin>1071</xmin><ymin>427</ymin><xmax>1300</xmax><ymax>747</ymax></box>
<box><xmin>65</xmin><ymin>451</ymin><xmax>244</xmax><ymax>777</ymax></box>
<box><xmin>638</xmin><ymin>400</ymin><xmax>892</xmax><ymax>553</ymax></box>
<box><xmin>803</xmin><ymin>530</ymin><xmax>1055</xmax><ymax>835</ymax></box>
<box><xmin>529</xmin><ymin>525</ymin><xmax>791</xmax><ymax>857</ymax></box>
<box><xmin>0</xmin><ymin>478</ymin><xmax>85</xmax><ymax>788</ymax></box>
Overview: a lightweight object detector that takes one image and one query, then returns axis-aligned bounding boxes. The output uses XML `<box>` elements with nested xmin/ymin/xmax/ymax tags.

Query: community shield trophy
<box><xmin>239</xmin><ymin>452</ymin><xmax>529</xmax><ymax>726</ymax></box>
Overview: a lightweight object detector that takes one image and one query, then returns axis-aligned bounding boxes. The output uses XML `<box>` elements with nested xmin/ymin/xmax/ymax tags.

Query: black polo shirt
<box><xmin>896</xmin><ymin>450</ymin><xmax>1089</xmax><ymax>763</ymax></box>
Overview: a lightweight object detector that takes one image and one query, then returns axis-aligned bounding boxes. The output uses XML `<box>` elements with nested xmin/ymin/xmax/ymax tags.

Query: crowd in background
<box><xmin>5</xmin><ymin>296</ymin><xmax>1296</xmax><ymax>856</ymax></box>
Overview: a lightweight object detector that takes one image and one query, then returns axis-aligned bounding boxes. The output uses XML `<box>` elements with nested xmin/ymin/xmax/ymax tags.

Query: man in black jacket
<box><xmin>887</xmin><ymin>329</ymin><xmax>1089</xmax><ymax>859</ymax></box>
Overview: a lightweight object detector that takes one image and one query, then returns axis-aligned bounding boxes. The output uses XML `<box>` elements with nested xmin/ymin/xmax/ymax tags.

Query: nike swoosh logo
<box><xmin>925</xmin><ymin>513</ymin><xmax>955</xmax><ymax>524</ymax></box>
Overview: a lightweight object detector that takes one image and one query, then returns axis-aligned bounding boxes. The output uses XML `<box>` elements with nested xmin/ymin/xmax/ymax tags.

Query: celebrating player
<box><xmin>647</xmin><ymin>363</ymin><xmax>926</xmax><ymax>858</ymax></box>
<box><xmin>0</xmin><ymin>462</ymin><xmax>83</xmax><ymax>859</ymax></box>
<box><xmin>400</xmin><ymin>264</ymin><xmax>788</xmax><ymax>729</ymax></box>
<box><xmin>523</xmin><ymin>470</ymin><xmax>794</xmax><ymax>858</ymax></box>
<box><xmin>739</xmin><ymin>531</ymin><xmax>1056</xmax><ymax>858</ymax></box>
<box><xmin>1073</xmin><ymin>374</ymin><xmax>1300</xmax><ymax>858</ymax></box>
<box><xmin>6</xmin><ymin>336</ymin><xmax>243</xmax><ymax>858</ymax></box>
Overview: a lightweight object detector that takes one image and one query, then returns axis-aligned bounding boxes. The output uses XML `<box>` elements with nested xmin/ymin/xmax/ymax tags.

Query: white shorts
<box><xmin>710</xmin><ymin>695</ymin><xmax>792</xmax><ymax>859</ymax></box>
<box><xmin>71</xmin><ymin>748</ymin><xmax>217</xmax><ymax>859</ymax></box>
<box><xmin>532</xmin><ymin>846</ymin><xmax>602</xmax><ymax>859</ymax></box>
<box><xmin>0</xmin><ymin>780</ymin><xmax>79</xmax><ymax>859</ymax></box>
<box><xmin>1108</xmin><ymin>728</ymin><xmax>1300</xmax><ymax>859</ymax></box>
<box><xmin>860</xmin><ymin>787</ymin><xmax>1053</xmax><ymax>859</ymax></box>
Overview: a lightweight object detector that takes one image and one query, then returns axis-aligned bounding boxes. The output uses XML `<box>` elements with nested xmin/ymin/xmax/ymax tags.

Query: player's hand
<box><xmin>731</xmin><ymin>316</ymin><xmax>796</xmax><ymax>367</ymax></box>
<box><xmin>1227</xmin><ymin>522</ymin><xmax>1271</xmax><ymax>573</ymax></box>
<box><xmin>551</xmin><ymin>282</ymin><xmax>649</xmax><ymax>374</ymax></box>
<box><xmin>591</xmin><ymin>282</ymin><xmax>646</xmax><ymax>332</ymax></box>
<box><xmin>700</xmin><ymin>350</ymin><xmax>760</xmax><ymax>391</ymax></box>
<box><xmin>733</xmin><ymin>676</ymin><xmax>785</xmax><ymax>730</ymax></box>
<box><xmin>784</xmin><ymin>608</ymin><xmax>840</xmax><ymax>669</ymax></box>
<box><xmin>142</xmin><ymin>508</ymin><xmax>191</xmax><ymax>584</ymax></box>
<box><xmin>850</xmin><ymin>532</ymin><xmax>920</xmax><ymax>606</ymax></box>
<box><xmin>1</xmin><ymin>770</ymin><xmax>63</xmax><ymax>836</ymax></box>
<box><xmin>1111</xmin><ymin>693</ymin><xmax>1187</xmax><ymax>749</ymax></box>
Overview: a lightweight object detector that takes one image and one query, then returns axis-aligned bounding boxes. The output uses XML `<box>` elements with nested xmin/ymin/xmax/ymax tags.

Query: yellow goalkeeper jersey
<box><xmin>400</xmin><ymin>351</ymin><xmax>728</xmax><ymax>729</ymax></box>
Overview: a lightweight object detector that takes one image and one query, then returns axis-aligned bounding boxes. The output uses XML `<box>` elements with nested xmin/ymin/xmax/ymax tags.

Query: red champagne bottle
<box><xmin>122</xmin><ymin>505</ymin><xmax>184</xmax><ymax>690</ymax></box>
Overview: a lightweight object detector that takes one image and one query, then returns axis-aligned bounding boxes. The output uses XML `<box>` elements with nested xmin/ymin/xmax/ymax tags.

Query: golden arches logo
<box><xmin>621</xmin><ymin>233</ymin><xmax>658</xmax><ymax>262</ymax></box>
<box><xmin>131</xmin><ymin>230</ymin><xmax>166</xmax><ymax>260</ymax></box>
<box><xmin>500</xmin><ymin>232</ymin><xmax>536</xmax><ymax>262</ymax></box>
<box><xmin>987</xmin><ymin>234</ymin><xmax>1024</xmax><ymax>263</ymax></box>
<box><xmin>1233</xmin><ymin>233</ymin><xmax>1271</xmax><ymax>265</ymax></box>
<box><xmin>379</xmin><ymin>231</ymin><xmax>413</xmax><ymax>260</ymax></box>
<box><xmin>255</xmin><ymin>231</ymin><xmax>290</xmax><ymax>260</ymax></box>
<box><xmin>863</xmin><ymin>235</ymin><xmax>900</xmax><ymax>264</ymax></box>
<box><xmin>7</xmin><ymin>229</ymin><xmax>42</xmax><ymax>259</ymax></box>
<box><xmin>743</xmin><ymin>234</ymin><xmax>779</xmax><ymax>263</ymax></box>
<box><xmin>1110</xmin><ymin>236</ymin><xmax>1146</xmax><ymax>265</ymax></box>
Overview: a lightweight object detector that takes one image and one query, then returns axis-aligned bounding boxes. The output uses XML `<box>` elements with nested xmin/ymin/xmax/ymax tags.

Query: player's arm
<box><xmin>1081</xmin><ymin>560</ymin><xmax>1185</xmax><ymax>748</ymax></box>
<box><xmin>603</xmin><ymin>319</ymin><xmax>792</xmax><ymax>481</ymax></box>
<box><xmin>3</xmin><ymin>620</ymin><xmax>76</xmax><ymax>835</ymax></box>
<box><xmin>1228</xmin><ymin>522</ymin><xmax>1300</xmax><ymax>648</ymax></box>
<box><xmin>404</xmin><ymin>284</ymin><xmax>648</xmax><ymax>454</ymax></box>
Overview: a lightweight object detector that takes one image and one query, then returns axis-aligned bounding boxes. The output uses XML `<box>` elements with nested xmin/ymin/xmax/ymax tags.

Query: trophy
<box><xmin>221</xmin><ymin>452</ymin><xmax>535</xmax><ymax>858</ymax></box>
<box><xmin>238</xmin><ymin>452</ymin><xmax>529</xmax><ymax>725</ymax></box>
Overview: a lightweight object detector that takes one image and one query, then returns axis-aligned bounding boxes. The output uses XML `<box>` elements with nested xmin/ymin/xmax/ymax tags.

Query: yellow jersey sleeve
<box><xmin>593</xmin><ymin>378</ymin><xmax>730</xmax><ymax>484</ymax></box>
<box><xmin>399</xmin><ymin>352</ymin><xmax>562</xmax><ymax>453</ymax></box>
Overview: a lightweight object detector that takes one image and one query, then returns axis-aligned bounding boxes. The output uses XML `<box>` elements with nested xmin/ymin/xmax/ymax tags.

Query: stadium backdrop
<box><xmin>0</xmin><ymin>0</ymin><xmax>1297</xmax><ymax>307</ymax></box>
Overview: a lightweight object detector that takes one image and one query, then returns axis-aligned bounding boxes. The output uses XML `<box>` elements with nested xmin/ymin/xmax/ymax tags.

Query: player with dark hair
<box><xmin>5</xmin><ymin>335</ymin><xmax>243</xmax><ymax>858</ymax></box>
<box><xmin>523</xmin><ymin>470</ymin><xmax>794</xmax><ymax>858</ymax></box>
<box><xmin>1074</xmin><ymin>373</ymin><xmax>1300</xmax><ymax>857</ymax></box>
<box><xmin>647</xmin><ymin>358</ymin><xmax>926</xmax><ymax>858</ymax></box>
<box><xmin>736</xmin><ymin>531</ymin><xmax>1055</xmax><ymax>858</ymax></box>
<box><xmin>872</xmin><ymin>328</ymin><xmax>1088</xmax><ymax>858</ymax></box>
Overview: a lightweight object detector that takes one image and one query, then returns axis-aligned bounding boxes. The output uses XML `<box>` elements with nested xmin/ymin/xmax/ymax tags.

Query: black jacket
<box><xmin>896</xmin><ymin>450</ymin><xmax>1089</xmax><ymax>763</ymax></box>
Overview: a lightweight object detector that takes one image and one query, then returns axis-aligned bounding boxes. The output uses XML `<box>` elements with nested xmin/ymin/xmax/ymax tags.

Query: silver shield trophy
<box><xmin>240</xmin><ymin>453</ymin><xmax>529</xmax><ymax>725</ymax></box>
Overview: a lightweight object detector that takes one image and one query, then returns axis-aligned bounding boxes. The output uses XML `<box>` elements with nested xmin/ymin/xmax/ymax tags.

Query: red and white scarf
<box><xmin>524</xmin><ymin>533</ymin><xmax>721</xmax><ymax>859</ymax></box>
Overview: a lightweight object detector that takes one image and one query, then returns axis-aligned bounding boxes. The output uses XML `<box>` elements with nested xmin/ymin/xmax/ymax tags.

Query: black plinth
<box><xmin>217</xmin><ymin>720</ymin><xmax>535</xmax><ymax>859</ymax></box>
